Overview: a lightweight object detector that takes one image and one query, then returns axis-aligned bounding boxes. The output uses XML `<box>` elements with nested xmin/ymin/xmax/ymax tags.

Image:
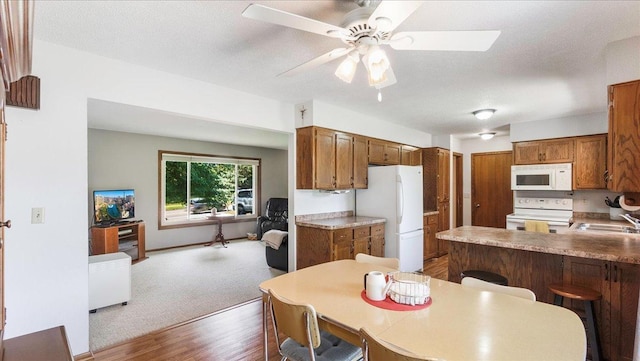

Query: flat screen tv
<box><xmin>93</xmin><ymin>189</ymin><xmax>135</xmax><ymax>225</ymax></box>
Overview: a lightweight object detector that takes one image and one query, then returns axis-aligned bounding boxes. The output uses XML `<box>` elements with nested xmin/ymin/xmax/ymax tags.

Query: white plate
<box><xmin>620</xmin><ymin>195</ymin><xmax>640</xmax><ymax>212</ymax></box>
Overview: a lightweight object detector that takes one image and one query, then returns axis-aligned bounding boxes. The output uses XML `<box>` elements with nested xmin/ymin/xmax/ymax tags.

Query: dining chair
<box><xmin>355</xmin><ymin>253</ymin><xmax>400</xmax><ymax>270</ymax></box>
<box><xmin>461</xmin><ymin>276</ymin><xmax>536</xmax><ymax>301</ymax></box>
<box><xmin>268</xmin><ymin>289</ymin><xmax>362</xmax><ymax>361</ymax></box>
<box><xmin>360</xmin><ymin>327</ymin><xmax>442</xmax><ymax>361</ymax></box>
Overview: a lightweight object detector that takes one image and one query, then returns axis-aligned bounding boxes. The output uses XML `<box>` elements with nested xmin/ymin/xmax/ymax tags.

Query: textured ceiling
<box><xmin>34</xmin><ymin>1</ymin><xmax>640</xmax><ymax>146</ymax></box>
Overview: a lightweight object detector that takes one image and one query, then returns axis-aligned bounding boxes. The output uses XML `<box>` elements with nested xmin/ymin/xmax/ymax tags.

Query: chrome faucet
<box><xmin>620</xmin><ymin>214</ymin><xmax>640</xmax><ymax>229</ymax></box>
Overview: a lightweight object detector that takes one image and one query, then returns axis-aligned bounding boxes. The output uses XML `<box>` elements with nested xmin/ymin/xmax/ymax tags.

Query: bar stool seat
<box><xmin>461</xmin><ymin>270</ymin><xmax>508</xmax><ymax>286</ymax></box>
<box><xmin>549</xmin><ymin>283</ymin><xmax>602</xmax><ymax>361</ymax></box>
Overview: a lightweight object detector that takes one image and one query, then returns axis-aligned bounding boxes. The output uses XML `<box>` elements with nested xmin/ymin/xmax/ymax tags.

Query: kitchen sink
<box><xmin>574</xmin><ymin>223</ymin><xmax>640</xmax><ymax>234</ymax></box>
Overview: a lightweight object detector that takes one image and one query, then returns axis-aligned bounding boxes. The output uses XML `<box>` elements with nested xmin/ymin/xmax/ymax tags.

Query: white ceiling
<box><xmin>35</xmin><ymin>1</ymin><xmax>640</xmax><ymax>148</ymax></box>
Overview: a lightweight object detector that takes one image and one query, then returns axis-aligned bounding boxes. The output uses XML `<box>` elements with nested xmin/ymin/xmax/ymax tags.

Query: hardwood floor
<box><xmin>92</xmin><ymin>299</ymin><xmax>282</xmax><ymax>361</ymax></box>
<box><xmin>90</xmin><ymin>255</ymin><xmax>450</xmax><ymax>361</ymax></box>
<box><xmin>422</xmin><ymin>254</ymin><xmax>448</xmax><ymax>280</ymax></box>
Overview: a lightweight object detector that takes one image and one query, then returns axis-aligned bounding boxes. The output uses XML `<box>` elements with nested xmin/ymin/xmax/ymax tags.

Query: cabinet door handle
<box><xmin>0</xmin><ymin>220</ymin><xmax>11</xmax><ymax>228</ymax></box>
<box><xmin>603</xmin><ymin>170</ymin><xmax>609</xmax><ymax>183</ymax></box>
<box><xmin>613</xmin><ymin>264</ymin><xmax>618</xmax><ymax>283</ymax></box>
<box><xmin>605</xmin><ymin>263</ymin><xmax>609</xmax><ymax>281</ymax></box>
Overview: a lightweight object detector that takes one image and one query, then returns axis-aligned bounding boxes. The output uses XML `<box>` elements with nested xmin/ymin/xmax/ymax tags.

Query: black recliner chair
<box><xmin>257</xmin><ymin>198</ymin><xmax>288</xmax><ymax>271</ymax></box>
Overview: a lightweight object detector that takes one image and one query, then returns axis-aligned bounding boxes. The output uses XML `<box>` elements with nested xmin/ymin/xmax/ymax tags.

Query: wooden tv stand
<box><xmin>91</xmin><ymin>221</ymin><xmax>146</xmax><ymax>261</ymax></box>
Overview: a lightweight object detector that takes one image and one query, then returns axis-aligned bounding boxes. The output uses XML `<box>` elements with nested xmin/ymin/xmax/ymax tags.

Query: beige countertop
<box><xmin>437</xmin><ymin>224</ymin><xmax>640</xmax><ymax>264</ymax></box>
<box><xmin>295</xmin><ymin>216</ymin><xmax>386</xmax><ymax>230</ymax></box>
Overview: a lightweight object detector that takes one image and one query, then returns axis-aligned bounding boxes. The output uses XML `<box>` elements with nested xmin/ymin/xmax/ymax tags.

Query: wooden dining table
<box><xmin>258</xmin><ymin>259</ymin><xmax>587</xmax><ymax>361</ymax></box>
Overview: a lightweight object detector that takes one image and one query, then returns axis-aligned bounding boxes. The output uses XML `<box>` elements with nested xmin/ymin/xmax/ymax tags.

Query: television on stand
<box><xmin>93</xmin><ymin>189</ymin><xmax>135</xmax><ymax>227</ymax></box>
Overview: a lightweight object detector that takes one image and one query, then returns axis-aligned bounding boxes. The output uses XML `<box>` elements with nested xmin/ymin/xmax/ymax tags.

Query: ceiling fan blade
<box><xmin>368</xmin><ymin>1</ymin><xmax>423</xmax><ymax>33</ymax></box>
<box><xmin>375</xmin><ymin>66</ymin><xmax>397</xmax><ymax>89</ymax></box>
<box><xmin>278</xmin><ymin>48</ymin><xmax>354</xmax><ymax>77</ymax></box>
<box><xmin>242</xmin><ymin>4</ymin><xmax>350</xmax><ymax>39</ymax></box>
<box><xmin>389</xmin><ymin>31</ymin><xmax>501</xmax><ymax>51</ymax></box>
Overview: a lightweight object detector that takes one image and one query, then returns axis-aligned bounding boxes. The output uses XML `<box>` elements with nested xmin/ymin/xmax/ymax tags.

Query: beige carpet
<box><xmin>89</xmin><ymin>239</ymin><xmax>285</xmax><ymax>351</ymax></box>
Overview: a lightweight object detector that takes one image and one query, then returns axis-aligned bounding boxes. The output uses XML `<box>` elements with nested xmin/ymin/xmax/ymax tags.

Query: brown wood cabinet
<box><xmin>368</xmin><ymin>139</ymin><xmax>401</xmax><ymax>165</ymax></box>
<box><xmin>401</xmin><ymin>145</ymin><xmax>422</xmax><ymax>166</ymax></box>
<box><xmin>423</xmin><ymin>214</ymin><xmax>438</xmax><ymax>260</ymax></box>
<box><xmin>296</xmin><ymin>223</ymin><xmax>385</xmax><ymax>269</ymax></box>
<box><xmin>296</xmin><ymin>127</ymin><xmax>368</xmax><ymax>190</ymax></box>
<box><xmin>513</xmin><ymin>138</ymin><xmax>574</xmax><ymax>164</ymax></box>
<box><xmin>423</xmin><ymin>148</ymin><xmax>450</xmax><ymax>256</ymax></box>
<box><xmin>607</xmin><ymin>80</ymin><xmax>640</xmax><ymax>192</ymax></box>
<box><xmin>563</xmin><ymin>256</ymin><xmax>640</xmax><ymax>361</ymax></box>
<box><xmin>352</xmin><ymin>135</ymin><xmax>368</xmax><ymax>188</ymax></box>
<box><xmin>90</xmin><ymin>222</ymin><xmax>145</xmax><ymax>261</ymax></box>
<box><xmin>574</xmin><ymin>134</ymin><xmax>607</xmax><ymax>189</ymax></box>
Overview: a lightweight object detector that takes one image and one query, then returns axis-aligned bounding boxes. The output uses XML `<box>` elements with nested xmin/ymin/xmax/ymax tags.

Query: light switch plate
<box><xmin>31</xmin><ymin>207</ymin><xmax>45</xmax><ymax>224</ymax></box>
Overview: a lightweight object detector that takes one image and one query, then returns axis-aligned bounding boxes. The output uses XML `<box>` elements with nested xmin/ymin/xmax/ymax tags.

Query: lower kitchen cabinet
<box><xmin>296</xmin><ymin>223</ymin><xmax>385</xmax><ymax>269</ymax></box>
<box><xmin>423</xmin><ymin>214</ymin><xmax>438</xmax><ymax>260</ymax></box>
<box><xmin>559</xmin><ymin>256</ymin><xmax>639</xmax><ymax>361</ymax></box>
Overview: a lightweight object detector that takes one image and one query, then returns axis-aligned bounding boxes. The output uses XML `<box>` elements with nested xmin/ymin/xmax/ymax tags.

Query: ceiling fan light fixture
<box><xmin>473</xmin><ymin>109</ymin><xmax>496</xmax><ymax>120</ymax></box>
<box><xmin>335</xmin><ymin>51</ymin><xmax>360</xmax><ymax>83</ymax></box>
<box><xmin>364</xmin><ymin>46</ymin><xmax>390</xmax><ymax>86</ymax></box>
<box><xmin>479</xmin><ymin>132</ymin><xmax>496</xmax><ymax>140</ymax></box>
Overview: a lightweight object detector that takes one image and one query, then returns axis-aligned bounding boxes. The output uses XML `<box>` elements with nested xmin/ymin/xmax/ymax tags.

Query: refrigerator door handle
<box><xmin>397</xmin><ymin>174</ymin><xmax>404</xmax><ymax>226</ymax></box>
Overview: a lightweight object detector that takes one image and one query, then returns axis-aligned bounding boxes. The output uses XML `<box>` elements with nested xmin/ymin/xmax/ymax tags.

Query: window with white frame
<box><xmin>159</xmin><ymin>151</ymin><xmax>259</xmax><ymax>228</ymax></box>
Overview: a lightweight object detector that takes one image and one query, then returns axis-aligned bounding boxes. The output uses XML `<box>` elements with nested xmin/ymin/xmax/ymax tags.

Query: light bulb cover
<box><xmin>479</xmin><ymin>132</ymin><xmax>496</xmax><ymax>140</ymax></box>
<box><xmin>335</xmin><ymin>51</ymin><xmax>360</xmax><ymax>83</ymax></box>
<box><xmin>363</xmin><ymin>46</ymin><xmax>390</xmax><ymax>86</ymax></box>
<box><xmin>473</xmin><ymin>109</ymin><xmax>496</xmax><ymax>120</ymax></box>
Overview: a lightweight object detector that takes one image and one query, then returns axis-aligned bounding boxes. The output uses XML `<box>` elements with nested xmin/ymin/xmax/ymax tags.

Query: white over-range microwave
<box><xmin>511</xmin><ymin>163</ymin><xmax>572</xmax><ymax>191</ymax></box>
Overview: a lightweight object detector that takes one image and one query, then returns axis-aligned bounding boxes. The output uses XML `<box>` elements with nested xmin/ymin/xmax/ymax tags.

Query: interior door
<box><xmin>472</xmin><ymin>151</ymin><xmax>513</xmax><ymax>228</ymax></box>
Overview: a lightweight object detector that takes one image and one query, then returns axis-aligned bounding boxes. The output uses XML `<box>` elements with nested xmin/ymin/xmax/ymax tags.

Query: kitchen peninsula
<box><xmin>437</xmin><ymin>225</ymin><xmax>640</xmax><ymax>361</ymax></box>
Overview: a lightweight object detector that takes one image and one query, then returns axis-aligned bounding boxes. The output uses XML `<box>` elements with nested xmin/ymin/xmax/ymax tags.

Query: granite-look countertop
<box><xmin>423</xmin><ymin>210</ymin><xmax>439</xmax><ymax>216</ymax></box>
<box><xmin>296</xmin><ymin>216</ymin><xmax>386</xmax><ymax>230</ymax></box>
<box><xmin>437</xmin><ymin>225</ymin><xmax>640</xmax><ymax>264</ymax></box>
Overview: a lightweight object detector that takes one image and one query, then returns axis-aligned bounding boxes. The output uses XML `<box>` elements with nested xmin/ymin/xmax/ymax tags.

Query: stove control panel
<box><xmin>514</xmin><ymin>197</ymin><xmax>573</xmax><ymax>211</ymax></box>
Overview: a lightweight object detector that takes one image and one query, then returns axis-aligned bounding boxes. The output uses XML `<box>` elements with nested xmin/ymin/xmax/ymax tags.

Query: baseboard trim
<box><xmin>74</xmin><ymin>351</ymin><xmax>94</xmax><ymax>361</ymax></box>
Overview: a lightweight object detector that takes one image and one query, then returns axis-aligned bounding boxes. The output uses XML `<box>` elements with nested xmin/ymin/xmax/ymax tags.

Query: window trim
<box><xmin>157</xmin><ymin>150</ymin><xmax>261</xmax><ymax>230</ymax></box>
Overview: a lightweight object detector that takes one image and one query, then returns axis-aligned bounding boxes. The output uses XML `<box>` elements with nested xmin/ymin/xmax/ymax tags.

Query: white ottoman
<box><xmin>89</xmin><ymin>252</ymin><xmax>131</xmax><ymax>312</ymax></box>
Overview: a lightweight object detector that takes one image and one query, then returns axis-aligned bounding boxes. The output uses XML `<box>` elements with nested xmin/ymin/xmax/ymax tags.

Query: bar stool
<box><xmin>461</xmin><ymin>270</ymin><xmax>508</xmax><ymax>285</ymax></box>
<box><xmin>548</xmin><ymin>283</ymin><xmax>602</xmax><ymax>361</ymax></box>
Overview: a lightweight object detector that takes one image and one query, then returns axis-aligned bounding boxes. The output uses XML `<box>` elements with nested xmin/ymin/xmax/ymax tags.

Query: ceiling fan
<box><xmin>242</xmin><ymin>1</ymin><xmax>501</xmax><ymax>91</ymax></box>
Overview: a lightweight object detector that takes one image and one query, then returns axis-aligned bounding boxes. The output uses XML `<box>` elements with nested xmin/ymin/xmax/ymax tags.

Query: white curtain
<box><xmin>0</xmin><ymin>0</ymin><xmax>34</xmax><ymax>107</ymax></box>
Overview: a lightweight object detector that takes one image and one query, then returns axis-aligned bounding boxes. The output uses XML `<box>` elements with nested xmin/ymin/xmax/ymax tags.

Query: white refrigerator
<box><xmin>356</xmin><ymin>165</ymin><xmax>424</xmax><ymax>272</ymax></box>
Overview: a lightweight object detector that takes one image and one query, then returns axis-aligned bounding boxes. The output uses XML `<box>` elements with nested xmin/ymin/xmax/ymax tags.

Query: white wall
<box><xmin>3</xmin><ymin>40</ymin><xmax>296</xmax><ymax>355</ymax></box>
<box><xmin>606</xmin><ymin>36</ymin><xmax>640</xmax><ymax>85</ymax></box>
<box><xmin>510</xmin><ymin>112</ymin><xmax>608</xmax><ymax>143</ymax></box>
<box><xmin>295</xmin><ymin>100</ymin><xmax>433</xmax><ymax>148</ymax></box>
<box><xmin>88</xmin><ymin>129</ymin><xmax>288</xmax><ymax>250</ymax></box>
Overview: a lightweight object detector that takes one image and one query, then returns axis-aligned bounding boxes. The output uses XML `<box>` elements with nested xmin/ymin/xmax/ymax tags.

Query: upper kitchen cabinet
<box><xmin>368</xmin><ymin>139</ymin><xmax>401</xmax><ymax>165</ymax></box>
<box><xmin>574</xmin><ymin>134</ymin><xmax>607</xmax><ymax>189</ymax></box>
<box><xmin>296</xmin><ymin>126</ymin><xmax>368</xmax><ymax>190</ymax></box>
<box><xmin>513</xmin><ymin>138</ymin><xmax>575</xmax><ymax>165</ymax></box>
<box><xmin>607</xmin><ymin>80</ymin><xmax>640</xmax><ymax>192</ymax></box>
<box><xmin>401</xmin><ymin>145</ymin><xmax>422</xmax><ymax>166</ymax></box>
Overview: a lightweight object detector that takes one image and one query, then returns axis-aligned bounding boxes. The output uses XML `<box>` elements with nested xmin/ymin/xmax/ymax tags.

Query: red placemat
<box><xmin>360</xmin><ymin>290</ymin><xmax>432</xmax><ymax>311</ymax></box>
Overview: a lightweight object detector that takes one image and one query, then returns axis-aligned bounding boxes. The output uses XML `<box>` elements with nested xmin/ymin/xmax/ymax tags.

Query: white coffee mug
<box><xmin>364</xmin><ymin>271</ymin><xmax>387</xmax><ymax>301</ymax></box>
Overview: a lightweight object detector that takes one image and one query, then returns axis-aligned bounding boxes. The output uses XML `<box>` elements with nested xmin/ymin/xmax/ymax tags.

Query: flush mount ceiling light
<box><xmin>473</xmin><ymin>109</ymin><xmax>496</xmax><ymax>120</ymax></box>
<box><xmin>479</xmin><ymin>132</ymin><xmax>496</xmax><ymax>140</ymax></box>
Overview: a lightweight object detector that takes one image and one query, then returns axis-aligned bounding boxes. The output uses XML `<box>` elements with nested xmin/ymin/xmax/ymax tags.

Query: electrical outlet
<box><xmin>31</xmin><ymin>207</ymin><xmax>45</xmax><ymax>224</ymax></box>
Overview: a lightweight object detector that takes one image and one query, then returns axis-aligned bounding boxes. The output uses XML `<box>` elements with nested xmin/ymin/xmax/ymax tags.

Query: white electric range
<box><xmin>506</xmin><ymin>196</ymin><xmax>573</xmax><ymax>233</ymax></box>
